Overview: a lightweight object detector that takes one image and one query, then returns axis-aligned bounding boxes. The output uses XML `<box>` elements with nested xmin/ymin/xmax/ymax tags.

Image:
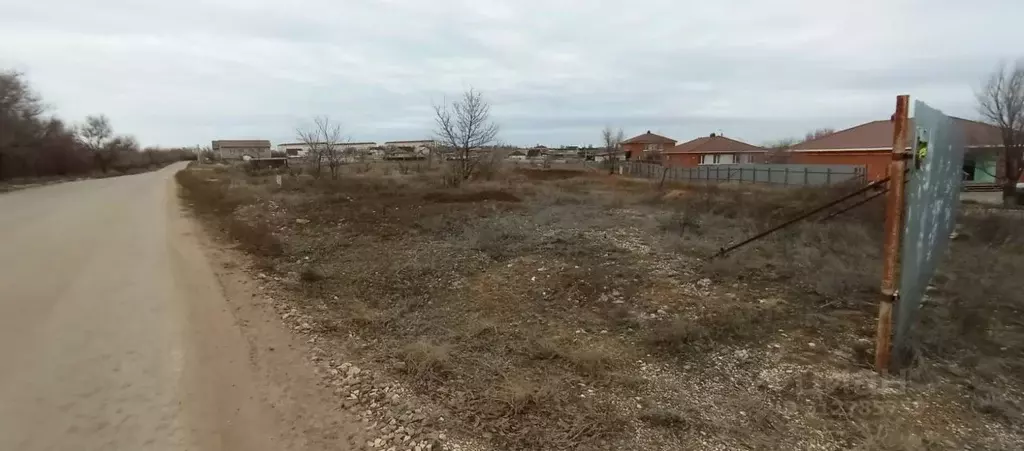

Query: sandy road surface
<box><xmin>0</xmin><ymin>163</ymin><xmax>358</xmax><ymax>451</ymax></box>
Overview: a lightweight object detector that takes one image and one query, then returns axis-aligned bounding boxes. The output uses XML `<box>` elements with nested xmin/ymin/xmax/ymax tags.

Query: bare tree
<box><xmin>296</xmin><ymin>116</ymin><xmax>347</xmax><ymax>179</ymax></box>
<box><xmin>977</xmin><ymin>60</ymin><xmax>1024</xmax><ymax>206</ymax></box>
<box><xmin>105</xmin><ymin>135</ymin><xmax>140</xmax><ymax>172</ymax></box>
<box><xmin>804</xmin><ymin>128</ymin><xmax>835</xmax><ymax>142</ymax></box>
<box><xmin>78</xmin><ymin>114</ymin><xmax>115</xmax><ymax>172</ymax></box>
<box><xmin>601</xmin><ymin>126</ymin><xmax>625</xmax><ymax>174</ymax></box>
<box><xmin>319</xmin><ymin>117</ymin><xmax>347</xmax><ymax>179</ymax></box>
<box><xmin>433</xmin><ymin>88</ymin><xmax>499</xmax><ymax>183</ymax></box>
<box><xmin>763</xmin><ymin>137</ymin><xmax>799</xmax><ymax>163</ymax></box>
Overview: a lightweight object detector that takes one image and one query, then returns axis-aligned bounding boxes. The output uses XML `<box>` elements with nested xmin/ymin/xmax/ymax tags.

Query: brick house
<box><xmin>212</xmin><ymin>140</ymin><xmax>271</xmax><ymax>160</ymax></box>
<box><xmin>662</xmin><ymin>133</ymin><xmax>766</xmax><ymax>167</ymax></box>
<box><xmin>620</xmin><ymin>131</ymin><xmax>676</xmax><ymax>162</ymax></box>
<box><xmin>785</xmin><ymin>118</ymin><xmax>1011</xmax><ymax>185</ymax></box>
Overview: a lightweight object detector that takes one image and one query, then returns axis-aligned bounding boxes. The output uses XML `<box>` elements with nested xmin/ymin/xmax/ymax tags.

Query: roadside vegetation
<box><xmin>0</xmin><ymin>70</ymin><xmax>193</xmax><ymax>188</ymax></box>
<box><xmin>177</xmin><ymin>157</ymin><xmax>1024</xmax><ymax>450</ymax></box>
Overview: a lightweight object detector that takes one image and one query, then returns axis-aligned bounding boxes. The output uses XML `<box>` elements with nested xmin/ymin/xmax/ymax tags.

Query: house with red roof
<box><xmin>662</xmin><ymin>133</ymin><xmax>767</xmax><ymax>168</ymax></box>
<box><xmin>787</xmin><ymin>117</ymin><xmax>1008</xmax><ymax>185</ymax></box>
<box><xmin>620</xmin><ymin>131</ymin><xmax>676</xmax><ymax>162</ymax></box>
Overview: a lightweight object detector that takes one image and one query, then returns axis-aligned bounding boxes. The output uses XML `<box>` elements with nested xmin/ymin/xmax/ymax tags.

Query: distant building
<box><xmin>212</xmin><ymin>140</ymin><xmax>271</xmax><ymax>160</ymax></box>
<box><xmin>384</xmin><ymin>140</ymin><xmax>435</xmax><ymax>155</ymax></box>
<box><xmin>276</xmin><ymin>142</ymin><xmax>378</xmax><ymax>158</ymax></box>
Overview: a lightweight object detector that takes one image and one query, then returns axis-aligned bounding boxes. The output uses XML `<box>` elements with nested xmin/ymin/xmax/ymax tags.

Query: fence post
<box><xmin>767</xmin><ymin>167</ymin><xmax>772</xmax><ymax>185</ymax></box>
<box><xmin>876</xmin><ymin>94</ymin><xmax>910</xmax><ymax>374</ymax></box>
<box><xmin>826</xmin><ymin>168</ymin><xmax>832</xmax><ymax>186</ymax></box>
<box><xmin>784</xmin><ymin>167</ymin><xmax>790</xmax><ymax>186</ymax></box>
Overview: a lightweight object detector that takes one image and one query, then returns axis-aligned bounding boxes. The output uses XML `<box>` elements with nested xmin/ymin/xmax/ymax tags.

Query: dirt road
<box><xmin>0</xmin><ymin>163</ymin><xmax>357</xmax><ymax>451</ymax></box>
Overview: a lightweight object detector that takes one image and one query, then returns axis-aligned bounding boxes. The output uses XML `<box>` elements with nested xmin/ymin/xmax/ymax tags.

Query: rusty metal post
<box><xmin>875</xmin><ymin>94</ymin><xmax>910</xmax><ymax>374</ymax></box>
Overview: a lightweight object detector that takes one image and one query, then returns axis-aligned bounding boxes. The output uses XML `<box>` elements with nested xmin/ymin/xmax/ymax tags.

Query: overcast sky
<box><xmin>2</xmin><ymin>0</ymin><xmax>1020</xmax><ymax>147</ymax></box>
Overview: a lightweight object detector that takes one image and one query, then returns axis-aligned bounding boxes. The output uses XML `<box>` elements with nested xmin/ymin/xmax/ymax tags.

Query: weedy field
<box><xmin>177</xmin><ymin>162</ymin><xmax>1024</xmax><ymax>451</ymax></box>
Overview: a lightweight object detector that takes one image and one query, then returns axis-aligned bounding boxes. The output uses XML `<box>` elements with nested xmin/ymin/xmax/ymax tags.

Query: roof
<box><xmin>385</xmin><ymin>140</ymin><xmax>434</xmax><ymax>144</ymax></box>
<box><xmin>664</xmin><ymin>135</ymin><xmax>765</xmax><ymax>154</ymax></box>
<box><xmin>621</xmin><ymin>130</ymin><xmax>677</xmax><ymax>145</ymax></box>
<box><xmin>212</xmin><ymin>140</ymin><xmax>270</xmax><ymax>149</ymax></box>
<box><xmin>277</xmin><ymin>141</ymin><xmax>377</xmax><ymax>146</ymax></box>
<box><xmin>790</xmin><ymin>117</ymin><xmax>1003</xmax><ymax>152</ymax></box>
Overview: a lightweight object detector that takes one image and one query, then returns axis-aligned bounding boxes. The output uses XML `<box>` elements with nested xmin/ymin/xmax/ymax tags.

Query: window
<box><xmin>644</xmin><ymin>143</ymin><xmax>661</xmax><ymax>151</ymax></box>
<box><xmin>286</xmin><ymin>148</ymin><xmax>301</xmax><ymax>156</ymax></box>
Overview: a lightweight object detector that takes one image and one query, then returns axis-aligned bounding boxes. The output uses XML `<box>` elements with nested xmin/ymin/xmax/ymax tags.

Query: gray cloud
<box><xmin>2</xmin><ymin>0</ymin><xmax>1021</xmax><ymax>147</ymax></box>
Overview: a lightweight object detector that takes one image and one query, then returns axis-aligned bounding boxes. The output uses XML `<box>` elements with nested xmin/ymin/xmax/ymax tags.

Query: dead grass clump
<box><xmin>515</xmin><ymin>168</ymin><xmax>586</xmax><ymax>180</ymax></box>
<box><xmin>400</xmin><ymin>341</ymin><xmax>452</xmax><ymax>381</ymax></box>
<box><xmin>423</xmin><ymin>189</ymin><xmax>521</xmax><ymax>203</ymax></box>
<box><xmin>299</xmin><ymin>265</ymin><xmax>326</xmax><ymax>282</ymax></box>
<box><xmin>973</xmin><ymin>385</ymin><xmax>1022</xmax><ymax>422</ymax></box>
<box><xmin>852</xmin><ymin>424</ymin><xmax>927</xmax><ymax>451</ymax></box>
<box><xmin>639</xmin><ymin>408</ymin><xmax>691</xmax><ymax>431</ymax></box>
<box><xmin>645</xmin><ymin>308</ymin><xmax>772</xmax><ymax>354</ymax></box>
<box><xmin>463</xmin><ymin>215</ymin><xmax>532</xmax><ymax>260</ymax></box>
<box><xmin>489</xmin><ymin>377</ymin><xmax>554</xmax><ymax>416</ymax></box>
<box><xmin>175</xmin><ymin>169</ymin><xmax>241</xmax><ymax>215</ymax></box>
<box><xmin>226</xmin><ymin>219</ymin><xmax>283</xmax><ymax>257</ymax></box>
<box><xmin>565</xmin><ymin>347</ymin><xmax>616</xmax><ymax>377</ymax></box>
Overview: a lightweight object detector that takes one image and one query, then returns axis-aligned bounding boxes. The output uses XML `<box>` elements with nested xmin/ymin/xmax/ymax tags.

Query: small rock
<box><xmin>374</xmin><ymin>438</ymin><xmax>384</xmax><ymax>447</ymax></box>
<box><xmin>296</xmin><ymin>218</ymin><xmax>310</xmax><ymax>224</ymax></box>
<box><xmin>347</xmin><ymin>366</ymin><xmax>362</xmax><ymax>377</ymax></box>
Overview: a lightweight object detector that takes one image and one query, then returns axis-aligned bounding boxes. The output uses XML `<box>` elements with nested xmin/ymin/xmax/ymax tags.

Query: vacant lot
<box><xmin>178</xmin><ymin>163</ymin><xmax>1024</xmax><ymax>451</ymax></box>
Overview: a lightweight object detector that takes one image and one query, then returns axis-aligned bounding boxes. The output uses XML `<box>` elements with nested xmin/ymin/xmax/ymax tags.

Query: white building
<box><xmin>276</xmin><ymin>141</ymin><xmax>378</xmax><ymax>158</ymax></box>
<box><xmin>384</xmin><ymin>140</ymin><xmax>435</xmax><ymax>155</ymax></box>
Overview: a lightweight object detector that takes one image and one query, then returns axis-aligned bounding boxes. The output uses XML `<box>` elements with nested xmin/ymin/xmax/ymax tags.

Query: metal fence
<box><xmin>616</xmin><ymin>162</ymin><xmax>867</xmax><ymax>186</ymax></box>
<box><xmin>892</xmin><ymin>100</ymin><xmax>966</xmax><ymax>364</ymax></box>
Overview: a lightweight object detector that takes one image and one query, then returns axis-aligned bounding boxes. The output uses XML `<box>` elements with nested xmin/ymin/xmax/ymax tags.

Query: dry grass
<box><xmin>177</xmin><ymin>163</ymin><xmax>1024</xmax><ymax>450</ymax></box>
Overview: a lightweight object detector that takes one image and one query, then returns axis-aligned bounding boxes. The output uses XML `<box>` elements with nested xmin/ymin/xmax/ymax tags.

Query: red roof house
<box><xmin>786</xmin><ymin>117</ymin><xmax>1007</xmax><ymax>183</ymax></box>
<box><xmin>663</xmin><ymin>133</ymin><xmax>766</xmax><ymax>168</ymax></box>
<box><xmin>620</xmin><ymin>131</ymin><xmax>677</xmax><ymax>162</ymax></box>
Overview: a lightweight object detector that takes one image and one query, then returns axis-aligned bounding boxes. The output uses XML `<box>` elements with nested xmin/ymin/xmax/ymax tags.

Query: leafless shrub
<box><xmin>226</xmin><ymin>219</ymin><xmax>283</xmax><ymax>257</ymax></box>
<box><xmin>474</xmin><ymin>148</ymin><xmax>507</xmax><ymax>181</ymax></box>
<box><xmin>2</xmin><ymin>72</ymin><xmax>188</xmax><ymax>181</ymax></box>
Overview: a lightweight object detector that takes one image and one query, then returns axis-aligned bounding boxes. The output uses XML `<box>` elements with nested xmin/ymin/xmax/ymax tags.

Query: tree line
<box><xmin>0</xmin><ymin>70</ymin><xmax>193</xmax><ymax>181</ymax></box>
